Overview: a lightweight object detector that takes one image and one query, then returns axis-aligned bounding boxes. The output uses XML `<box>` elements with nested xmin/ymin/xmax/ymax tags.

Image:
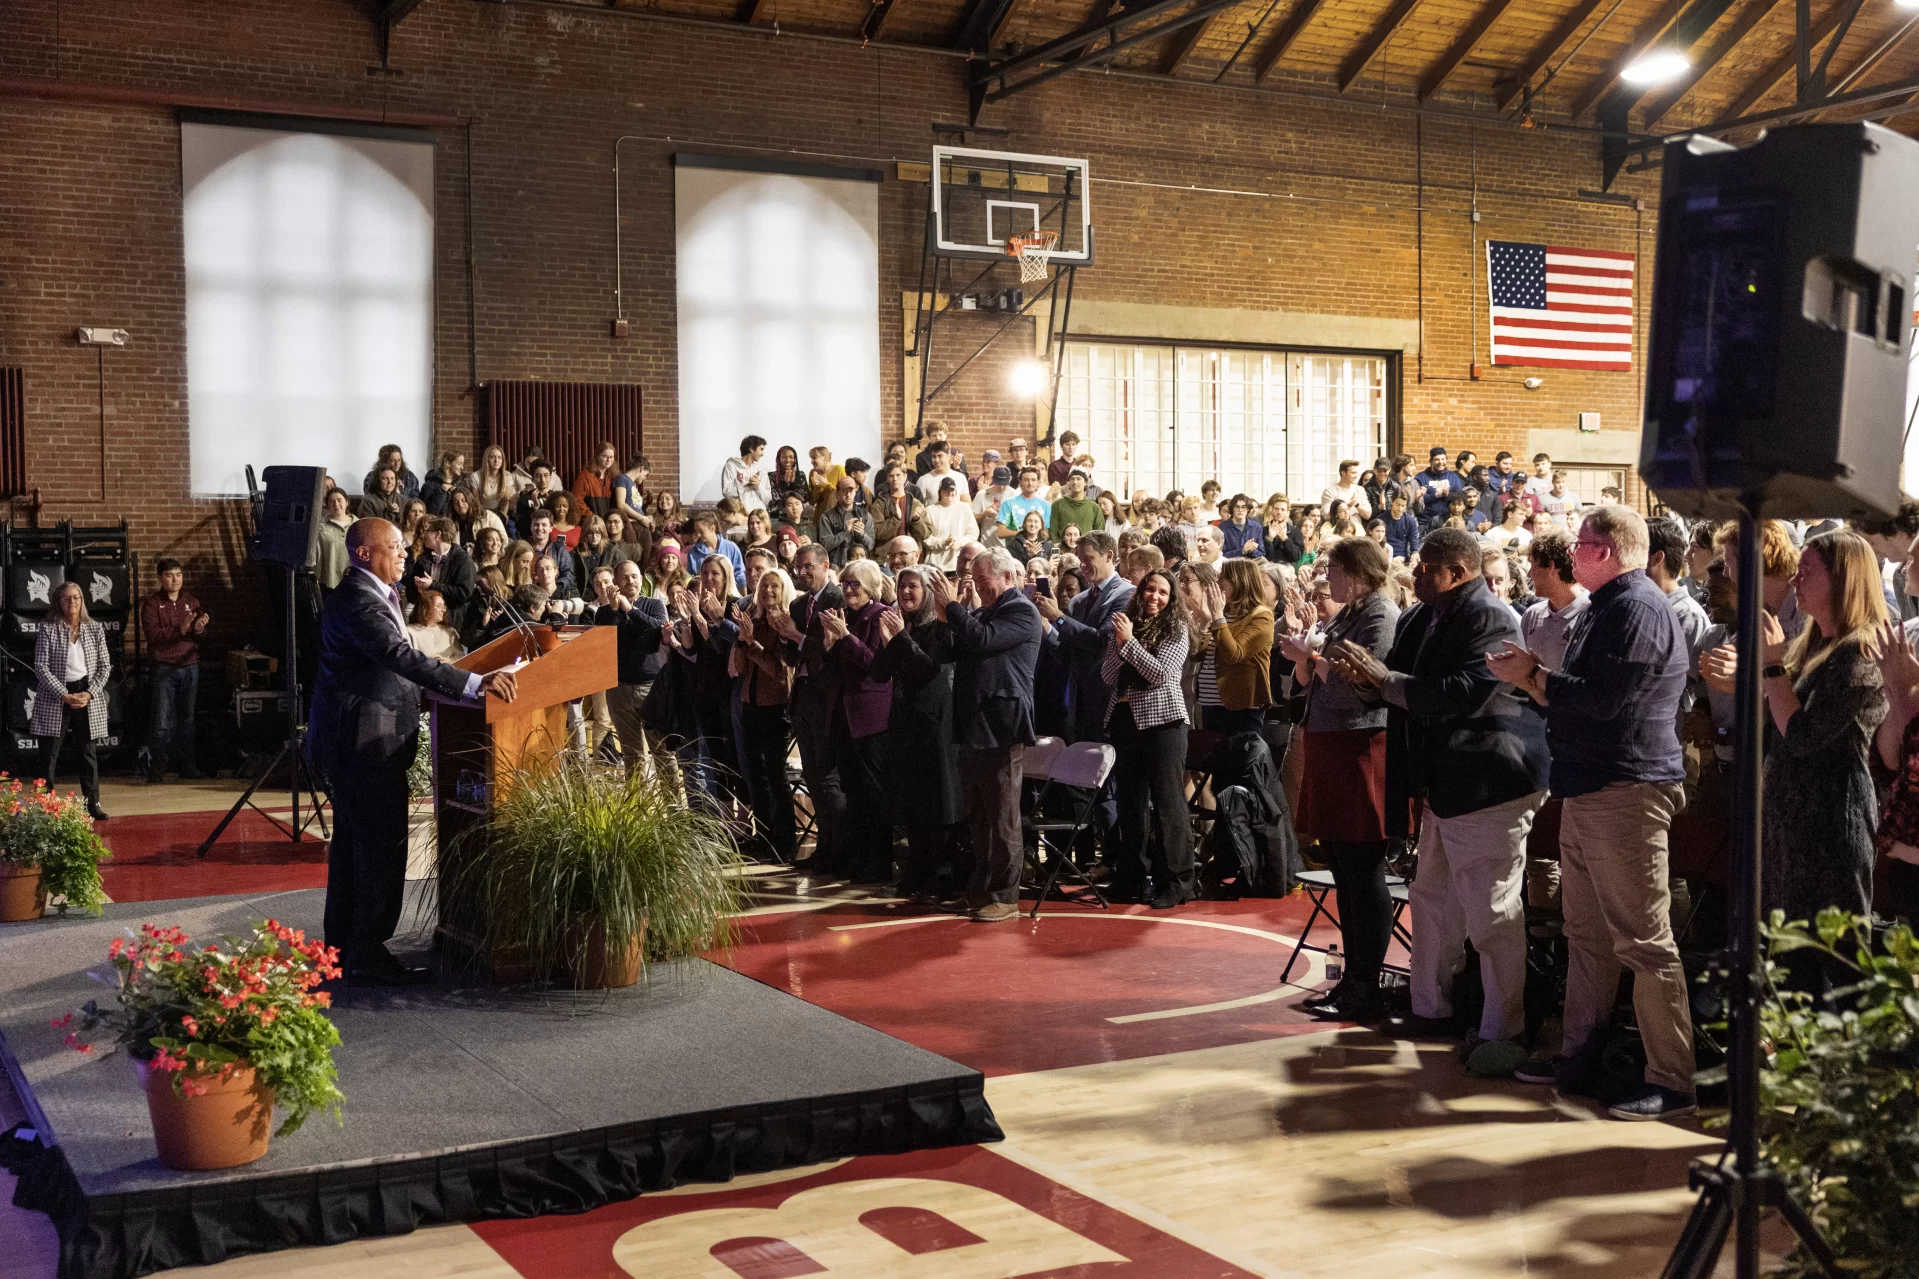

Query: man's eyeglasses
<box><xmin>1573</xmin><ymin>538</ymin><xmax>1610</xmax><ymax>552</ymax></box>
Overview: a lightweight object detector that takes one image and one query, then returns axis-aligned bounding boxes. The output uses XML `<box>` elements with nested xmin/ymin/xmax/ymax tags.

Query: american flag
<box><xmin>1487</xmin><ymin>240</ymin><xmax>1635</xmax><ymax>371</ymax></box>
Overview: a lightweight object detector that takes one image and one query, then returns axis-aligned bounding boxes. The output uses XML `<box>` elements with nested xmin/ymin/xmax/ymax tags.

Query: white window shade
<box><xmin>675</xmin><ymin>158</ymin><xmax>881</xmax><ymax>504</ymax></box>
<box><xmin>182</xmin><ymin>119</ymin><xmax>434</xmax><ymax>498</ymax></box>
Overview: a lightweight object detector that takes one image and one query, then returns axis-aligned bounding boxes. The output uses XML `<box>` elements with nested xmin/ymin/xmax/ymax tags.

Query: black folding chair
<box><xmin>788</xmin><ymin>763</ymin><xmax>817</xmax><ymax>852</ymax></box>
<box><xmin>1280</xmin><ymin>867</ymin><xmax>1413</xmax><ymax>983</ymax></box>
<box><xmin>1022</xmin><ymin>740</ymin><xmax>1116</xmax><ymax>919</ymax></box>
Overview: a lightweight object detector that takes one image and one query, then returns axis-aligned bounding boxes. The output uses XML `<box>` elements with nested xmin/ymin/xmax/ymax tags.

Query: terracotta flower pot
<box><xmin>0</xmin><ymin>863</ymin><xmax>46</xmax><ymax>923</ymax></box>
<box><xmin>564</xmin><ymin>915</ymin><xmax>645</xmax><ymax>990</ymax></box>
<box><xmin>136</xmin><ymin>1059</ymin><xmax>275</xmax><ymax>1171</ymax></box>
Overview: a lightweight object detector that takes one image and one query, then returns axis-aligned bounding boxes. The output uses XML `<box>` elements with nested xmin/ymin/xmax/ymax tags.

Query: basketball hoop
<box><xmin>1005</xmin><ymin>229</ymin><xmax>1060</xmax><ymax>284</ymax></box>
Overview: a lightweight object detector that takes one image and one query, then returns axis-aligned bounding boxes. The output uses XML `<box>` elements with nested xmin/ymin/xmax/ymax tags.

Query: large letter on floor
<box><xmin>613</xmin><ymin>1177</ymin><xmax>1125</xmax><ymax>1278</ymax></box>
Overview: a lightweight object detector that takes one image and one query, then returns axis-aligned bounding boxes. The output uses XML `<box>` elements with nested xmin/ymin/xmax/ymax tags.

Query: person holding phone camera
<box><xmin>142</xmin><ymin>557</ymin><xmax>210</xmax><ymax>784</ymax></box>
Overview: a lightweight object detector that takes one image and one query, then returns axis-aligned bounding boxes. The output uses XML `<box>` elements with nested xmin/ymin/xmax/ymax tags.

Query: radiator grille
<box><xmin>0</xmin><ymin>369</ymin><xmax>25</xmax><ymax>497</ymax></box>
<box><xmin>483</xmin><ymin>380</ymin><xmax>644</xmax><ymax>490</ymax></box>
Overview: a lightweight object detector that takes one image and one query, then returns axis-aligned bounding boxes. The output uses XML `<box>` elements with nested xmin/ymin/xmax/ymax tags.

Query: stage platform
<box><xmin>0</xmin><ymin>888</ymin><xmax>1000</xmax><ymax>1279</ymax></box>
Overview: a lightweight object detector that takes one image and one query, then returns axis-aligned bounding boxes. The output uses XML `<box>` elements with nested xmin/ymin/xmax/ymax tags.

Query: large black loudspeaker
<box><xmin>1638</xmin><ymin>122</ymin><xmax>1919</xmax><ymax>521</ymax></box>
<box><xmin>250</xmin><ymin>466</ymin><xmax>326</xmax><ymax>569</ymax></box>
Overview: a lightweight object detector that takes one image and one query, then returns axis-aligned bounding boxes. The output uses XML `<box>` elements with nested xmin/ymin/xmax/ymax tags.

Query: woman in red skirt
<box><xmin>1281</xmin><ymin>536</ymin><xmax>1401</xmax><ymax>1021</ymax></box>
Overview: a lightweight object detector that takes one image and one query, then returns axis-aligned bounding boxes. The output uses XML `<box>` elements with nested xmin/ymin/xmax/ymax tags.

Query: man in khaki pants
<box><xmin>1488</xmin><ymin>505</ymin><xmax>1696</xmax><ymax>1122</ymax></box>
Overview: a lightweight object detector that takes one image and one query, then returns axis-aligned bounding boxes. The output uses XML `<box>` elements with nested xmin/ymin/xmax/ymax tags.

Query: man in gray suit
<box><xmin>931</xmin><ymin>548</ymin><xmax>1043</xmax><ymax>922</ymax></box>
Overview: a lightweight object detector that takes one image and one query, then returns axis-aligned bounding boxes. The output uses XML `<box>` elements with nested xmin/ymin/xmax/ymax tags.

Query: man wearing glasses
<box><xmin>1486</xmin><ymin>505</ymin><xmax>1694</xmax><ymax>1123</ymax></box>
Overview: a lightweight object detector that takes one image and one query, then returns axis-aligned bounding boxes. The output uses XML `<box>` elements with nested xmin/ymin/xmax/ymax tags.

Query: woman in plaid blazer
<box><xmin>34</xmin><ymin>579</ymin><xmax>112</xmax><ymax>820</ymax></box>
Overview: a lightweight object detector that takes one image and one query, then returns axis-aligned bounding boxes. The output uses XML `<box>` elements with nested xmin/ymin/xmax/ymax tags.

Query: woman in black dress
<box><xmin>1754</xmin><ymin>531</ymin><xmax>1887</xmax><ymax>925</ymax></box>
<box><xmin>872</xmin><ymin>566</ymin><xmax>962</xmax><ymax>902</ymax></box>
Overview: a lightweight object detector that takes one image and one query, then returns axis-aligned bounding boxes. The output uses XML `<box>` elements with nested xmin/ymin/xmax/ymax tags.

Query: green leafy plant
<box><xmin>62</xmin><ymin>920</ymin><xmax>347</xmax><ymax>1136</ymax></box>
<box><xmin>0</xmin><ymin>772</ymin><xmax>111</xmax><ymax>914</ymax></box>
<box><xmin>1740</xmin><ymin>909</ymin><xmax>1919</xmax><ymax>1278</ymax></box>
<box><xmin>441</xmin><ymin>753</ymin><xmax>743</xmax><ymax>980</ymax></box>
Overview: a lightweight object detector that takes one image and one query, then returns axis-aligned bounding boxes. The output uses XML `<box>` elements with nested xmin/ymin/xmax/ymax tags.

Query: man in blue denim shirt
<box><xmin>1488</xmin><ymin>504</ymin><xmax>1695</xmax><ymax>1123</ymax></box>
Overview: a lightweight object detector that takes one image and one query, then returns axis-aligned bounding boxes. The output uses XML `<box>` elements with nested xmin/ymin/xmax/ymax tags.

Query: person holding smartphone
<box><xmin>141</xmin><ymin>557</ymin><xmax>210</xmax><ymax>784</ymax></box>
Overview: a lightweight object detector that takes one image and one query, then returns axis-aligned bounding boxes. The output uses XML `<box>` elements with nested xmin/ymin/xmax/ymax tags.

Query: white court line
<box><xmin>828</xmin><ymin>914</ymin><xmax>968</xmax><ymax>932</ymax></box>
<box><xmin>826</xmin><ymin>909</ymin><xmax>1326</xmax><ymax>1020</ymax></box>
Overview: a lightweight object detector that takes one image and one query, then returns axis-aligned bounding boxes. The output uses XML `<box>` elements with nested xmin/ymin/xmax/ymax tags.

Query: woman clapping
<box><xmin>1100</xmin><ymin>568</ymin><xmax>1194</xmax><ymax>908</ymax></box>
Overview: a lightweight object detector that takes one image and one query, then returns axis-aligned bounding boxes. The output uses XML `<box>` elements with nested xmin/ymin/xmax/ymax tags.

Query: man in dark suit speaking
<box><xmin>309</xmin><ymin>518</ymin><xmax>518</xmax><ymax>985</ymax></box>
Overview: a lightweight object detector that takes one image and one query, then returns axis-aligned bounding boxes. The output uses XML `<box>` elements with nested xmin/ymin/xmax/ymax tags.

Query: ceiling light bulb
<box><xmin>1621</xmin><ymin>49</ymin><xmax>1691</xmax><ymax>86</ymax></box>
<box><xmin>1008</xmin><ymin>359</ymin><xmax>1050</xmax><ymax>398</ymax></box>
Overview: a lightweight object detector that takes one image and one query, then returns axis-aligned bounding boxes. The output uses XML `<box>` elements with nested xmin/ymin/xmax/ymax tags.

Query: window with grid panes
<box><xmin>1056</xmin><ymin>341</ymin><xmax>1388</xmax><ymax>505</ymax></box>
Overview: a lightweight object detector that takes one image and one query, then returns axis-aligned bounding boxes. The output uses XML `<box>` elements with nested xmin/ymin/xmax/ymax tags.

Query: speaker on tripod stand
<box><xmin>1639</xmin><ymin>121</ymin><xmax>1919</xmax><ymax>1279</ymax></box>
<box><xmin>198</xmin><ymin>465</ymin><xmax>332</xmax><ymax>857</ymax></box>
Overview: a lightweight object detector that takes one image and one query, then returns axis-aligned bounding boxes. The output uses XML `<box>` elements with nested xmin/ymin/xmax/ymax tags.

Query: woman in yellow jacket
<box><xmin>1188</xmin><ymin>556</ymin><xmax>1275</xmax><ymax>736</ymax></box>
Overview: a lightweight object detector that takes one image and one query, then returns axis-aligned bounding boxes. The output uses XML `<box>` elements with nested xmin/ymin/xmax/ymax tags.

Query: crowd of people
<box><xmin>44</xmin><ymin>428</ymin><xmax>1912</xmax><ymax>1127</ymax></box>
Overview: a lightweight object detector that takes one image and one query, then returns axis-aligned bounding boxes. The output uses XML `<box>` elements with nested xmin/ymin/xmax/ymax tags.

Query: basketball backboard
<box><xmin>930</xmin><ymin>145</ymin><xmax>1093</xmax><ymax>266</ymax></box>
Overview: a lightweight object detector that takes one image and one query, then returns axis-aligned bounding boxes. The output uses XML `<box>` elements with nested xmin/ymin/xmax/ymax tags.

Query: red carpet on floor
<box><xmin>95</xmin><ymin>809</ymin><xmax>328</xmax><ymax>903</ymax></box>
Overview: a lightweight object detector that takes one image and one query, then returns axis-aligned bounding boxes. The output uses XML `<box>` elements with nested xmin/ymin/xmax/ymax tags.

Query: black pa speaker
<box><xmin>1638</xmin><ymin>122</ymin><xmax>1919</xmax><ymax>522</ymax></box>
<box><xmin>250</xmin><ymin>466</ymin><xmax>326</xmax><ymax>569</ymax></box>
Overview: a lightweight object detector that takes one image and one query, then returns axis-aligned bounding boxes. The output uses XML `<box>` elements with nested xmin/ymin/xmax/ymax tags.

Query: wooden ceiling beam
<box><xmin>1566</xmin><ymin>0</ymin><xmax>1692</xmax><ymax>120</ymax></box>
<box><xmin>1494</xmin><ymin>0</ymin><xmax>1605</xmax><ymax>108</ymax></box>
<box><xmin>950</xmin><ymin>0</ymin><xmax>1023</xmax><ymax>51</ymax></box>
<box><xmin>859</xmin><ymin>0</ymin><xmax>902</xmax><ymax>42</ymax></box>
<box><xmin>1160</xmin><ymin>10</ymin><xmax>1223</xmax><ymax>75</ymax></box>
<box><xmin>1640</xmin><ymin>0</ymin><xmax>1783</xmax><ymax>128</ymax></box>
<box><xmin>1336</xmin><ymin>0</ymin><xmax>1424</xmax><ymax>91</ymax></box>
<box><xmin>1252</xmin><ymin>0</ymin><xmax>1327</xmax><ymax>82</ymax></box>
<box><xmin>1711</xmin><ymin>0</ymin><xmax>1850</xmax><ymax>122</ymax></box>
<box><xmin>1418</xmin><ymin>0</ymin><xmax>1522</xmax><ymax>102</ymax></box>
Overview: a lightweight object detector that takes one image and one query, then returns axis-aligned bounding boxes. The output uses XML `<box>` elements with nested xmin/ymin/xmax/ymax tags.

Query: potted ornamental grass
<box><xmin>0</xmin><ymin>773</ymin><xmax>110</xmax><ymax>922</ymax></box>
<box><xmin>441</xmin><ymin>753</ymin><xmax>743</xmax><ymax>989</ymax></box>
<box><xmin>62</xmin><ymin>919</ymin><xmax>346</xmax><ymax>1170</ymax></box>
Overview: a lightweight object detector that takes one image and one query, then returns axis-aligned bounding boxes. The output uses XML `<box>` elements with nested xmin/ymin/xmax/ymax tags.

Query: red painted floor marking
<box><xmin>713</xmin><ymin>896</ymin><xmax>1354</xmax><ymax>1076</ymax></box>
<box><xmin>472</xmin><ymin>1145</ymin><xmax>1262</xmax><ymax>1279</ymax></box>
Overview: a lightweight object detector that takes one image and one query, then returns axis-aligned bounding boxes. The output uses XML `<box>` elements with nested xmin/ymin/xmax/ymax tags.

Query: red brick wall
<box><xmin>0</xmin><ymin>0</ymin><xmax>1659</xmax><ymax>636</ymax></box>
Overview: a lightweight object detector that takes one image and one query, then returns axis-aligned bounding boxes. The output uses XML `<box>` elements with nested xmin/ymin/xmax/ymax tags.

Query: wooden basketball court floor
<box><xmin>0</xmin><ymin>783</ymin><xmax>1778</xmax><ymax>1278</ymax></box>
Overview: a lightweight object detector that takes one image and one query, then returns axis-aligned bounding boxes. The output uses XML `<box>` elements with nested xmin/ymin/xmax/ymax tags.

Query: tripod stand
<box><xmin>1659</xmin><ymin>503</ymin><xmax>1843</xmax><ymax>1279</ymax></box>
<box><xmin>197</xmin><ymin>564</ymin><xmax>328</xmax><ymax>857</ymax></box>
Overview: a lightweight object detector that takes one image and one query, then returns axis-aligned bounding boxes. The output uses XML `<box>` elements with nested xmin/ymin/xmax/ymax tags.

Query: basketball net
<box><xmin>1005</xmin><ymin>229</ymin><xmax>1060</xmax><ymax>284</ymax></box>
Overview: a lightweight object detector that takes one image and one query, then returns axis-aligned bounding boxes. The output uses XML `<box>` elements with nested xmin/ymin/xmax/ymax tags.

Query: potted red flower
<box><xmin>0</xmin><ymin>773</ymin><xmax>110</xmax><ymax>922</ymax></box>
<box><xmin>62</xmin><ymin>919</ymin><xmax>346</xmax><ymax>1169</ymax></box>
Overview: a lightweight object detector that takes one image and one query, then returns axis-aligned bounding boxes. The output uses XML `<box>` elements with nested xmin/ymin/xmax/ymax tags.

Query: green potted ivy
<box><xmin>441</xmin><ymin>754</ymin><xmax>743</xmax><ymax>989</ymax></box>
<box><xmin>1719</xmin><ymin>909</ymin><xmax>1919</xmax><ymax>1275</ymax></box>
<box><xmin>62</xmin><ymin>919</ymin><xmax>346</xmax><ymax>1169</ymax></box>
<box><xmin>0</xmin><ymin>773</ymin><xmax>110</xmax><ymax>922</ymax></box>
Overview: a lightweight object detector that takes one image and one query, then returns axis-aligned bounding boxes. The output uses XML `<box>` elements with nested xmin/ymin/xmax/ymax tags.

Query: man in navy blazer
<box><xmin>1037</xmin><ymin>532</ymin><xmax>1133</xmax><ymax>845</ymax></box>
<box><xmin>1036</xmin><ymin>532</ymin><xmax>1134</xmax><ymax>744</ymax></box>
<box><xmin>933</xmin><ymin>547</ymin><xmax>1042</xmax><ymax>922</ymax></box>
<box><xmin>769</xmin><ymin>545</ymin><xmax>847</xmax><ymax>872</ymax></box>
<box><xmin>308</xmin><ymin>519</ymin><xmax>518</xmax><ymax>985</ymax></box>
<box><xmin>1331</xmin><ymin>528</ymin><xmax>1549</xmax><ymax>1050</ymax></box>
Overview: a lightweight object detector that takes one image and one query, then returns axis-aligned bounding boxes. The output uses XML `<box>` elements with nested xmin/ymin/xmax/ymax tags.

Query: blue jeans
<box><xmin>149</xmin><ymin>663</ymin><xmax>199</xmax><ymax>774</ymax></box>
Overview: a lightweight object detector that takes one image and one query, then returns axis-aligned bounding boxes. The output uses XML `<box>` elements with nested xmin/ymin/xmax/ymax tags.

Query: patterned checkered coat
<box><xmin>33</xmin><ymin>620</ymin><xmax>111</xmax><ymax>741</ymax></box>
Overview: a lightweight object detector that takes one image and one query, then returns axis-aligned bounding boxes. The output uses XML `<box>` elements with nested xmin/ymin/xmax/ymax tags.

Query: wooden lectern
<box><xmin>426</xmin><ymin>624</ymin><xmax>618</xmax><ymax>976</ymax></box>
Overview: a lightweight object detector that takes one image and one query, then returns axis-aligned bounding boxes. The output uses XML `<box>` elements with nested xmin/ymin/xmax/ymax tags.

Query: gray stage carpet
<box><xmin>0</xmin><ymin>887</ymin><xmax>998</xmax><ymax>1279</ymax></box>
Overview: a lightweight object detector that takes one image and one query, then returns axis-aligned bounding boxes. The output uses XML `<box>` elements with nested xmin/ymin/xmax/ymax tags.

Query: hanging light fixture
<box><xmin>1620</xmin><ymin>47</ymin><xmax>1691</xmax><ymax>86</ymax></box>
